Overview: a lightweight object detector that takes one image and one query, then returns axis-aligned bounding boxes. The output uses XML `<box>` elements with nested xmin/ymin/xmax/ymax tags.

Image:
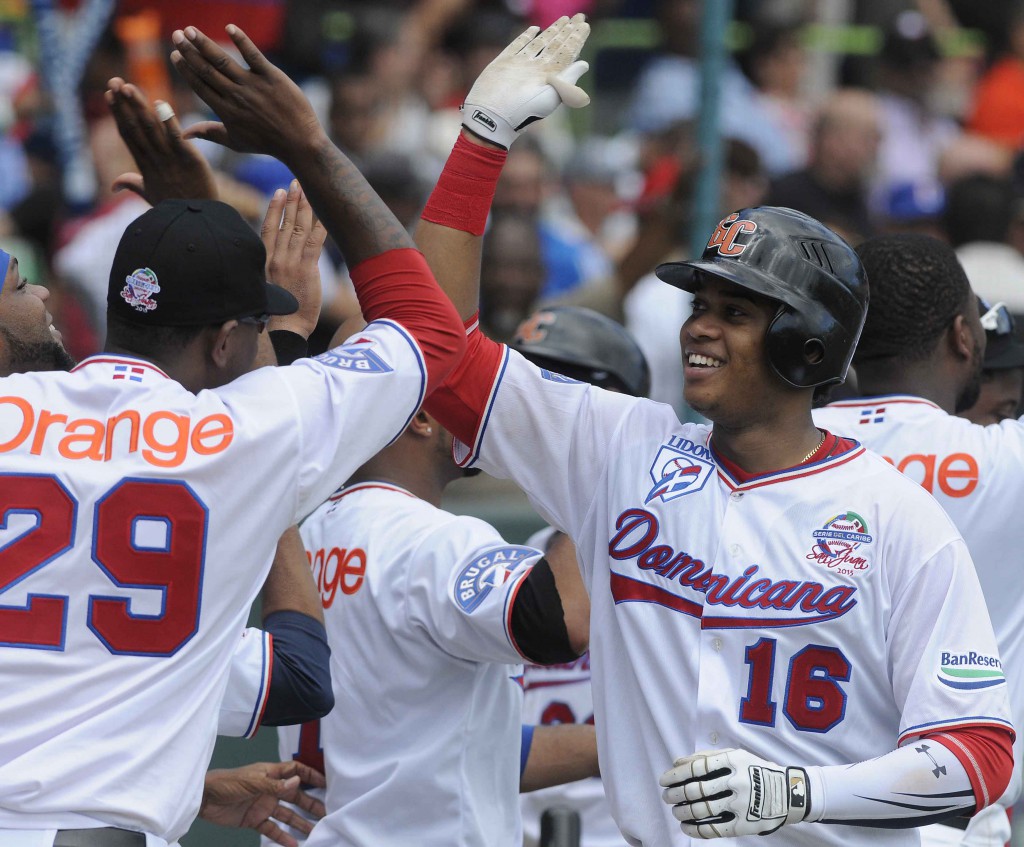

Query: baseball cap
<box><xmin>980</xmin><ymin>299</ymin><xmax>1024</xmax><ymax>370</ymax></box>
<box><xmin>108</xmin><ymin>199</ymin><xmax>298</xmax><ymax>327</ymax></box>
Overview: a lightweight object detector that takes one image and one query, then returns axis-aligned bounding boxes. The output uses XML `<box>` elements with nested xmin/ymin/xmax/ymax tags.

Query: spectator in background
<box><xmin>737</xmin><ymin>18</ymin><xmax>812</xmax><ymax>174</ymax></box>
<box><xmin>967</xmin><ymin>1</ymin><xmax>1024</xmax><ymax>148</ymax></box>
<box><xmin>626</xmin><ymin>0</ymin><xmax>793</xmax><ymax>175</ymax></box>
<box><xmin>328</xmin><ymin>65</ymin><xmax>384</xmax><ymax>168</ymax></box>
<box><xmin>767</xmin><ymin>88</ymin><xmax>880</xmax><ymax>243</ymax></box>
<box><xmin>870</xmin><ymin>10</ymin><xmax>959</xmax><ymax>220</ymax></box>
<box><xmin>945</xmin><ymin>173</ymin><xmax>1024</xmax><ymax>321</ymax></box>
<box><xmin>558</xmin><ymin>138</ymin><xmax>636</xmax><ymax>266</ymax></box>
<box><xmin>961</xmin><ymin>300</ymin><xmax>1024</xmax><ymax>425</ymax></box>
<box><xmin>479</xmin><ymin>211</ymin><xmax>546</xmax><ymax>344</ymax></box>
<box><xmin>493</xmin><ymin>136</ymin><xmax>611</xmax><ymax>300</ymax></box>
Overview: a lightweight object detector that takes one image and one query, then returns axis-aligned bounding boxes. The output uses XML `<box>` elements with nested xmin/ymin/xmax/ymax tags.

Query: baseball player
<box><xmin>278</xmin><ymin>405</ymin><xmax>592</xmax><ymax>847</ymax></box>
<box><xmin>814</xmin><ymin>235</ymin><xmax>1024</xmax><ymax>846</ymax></box>
<box><xmin>413</xmin><ymin>23</ymin><xmax>1014</xmax><ymax>845</ymax></box>
<box><xmin>102</xmin><ymin>84</ymin><xmax>343</xmax><ymax>744</ymax></box>
<box><xmin>512</xmin><ymin>306</ymin><xmax>650</xmax><ymax>847</ymax></box>
<box><xmin>0</xmin><ymin>24</ymin><xmax>466</xmax><ymax>847</ymax></box>
<box><xmin>0</xmin><ymin>236</ymin><xmax>328</xmax><ymax>847</ymax></box>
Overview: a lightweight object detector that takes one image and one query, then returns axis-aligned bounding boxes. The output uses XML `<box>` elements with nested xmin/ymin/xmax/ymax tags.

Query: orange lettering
<box><xmin>339</xmin><ymin>548</ymin><xmax>366</xmax><ymax>595</ymax></box>
<box><xmin>897</xmin><ymin>453</ymin><xmax>937</xmax><ymax>493</ymax></box>
<box><xmin>31</xmin><ymin>409</ymin><xmax>68</xmax><ymax>455</ymax></box>
<box><xmin>706</xmin><ymin>213</ymin><xmax>757</xmax><ymax>257</ymax></box>
<box><xmin>141</xmin><ymin>411</ymin><xmax>190</xmax><ymax>468</ymax></box>
<box><xmin>938</xmin><ymin>453</ymin><xmax>979</xmax><ymax>498</ymax></box>
<box><xmin>191</xmin><ymin>414</ymin><xmax>233</xmax><ymax>455</ymax></box>
<box><xmin>58</xmin><ymin>418</ymin><xmax>104</xmax><ymax>461</ymax></box>
<box><xmin>105</xmin><ymin>410</ymin><xmax>141</xmax><ymax>459</ymax></box>
<box><xmin>322</xmin><ymin>548</ymin><xmax>341</xmax><ymax>608</ymax></box>
<box><xmin>0</xmin><ymin>396</ymin><xmax>34</xmax><ymax>452</ymax></box>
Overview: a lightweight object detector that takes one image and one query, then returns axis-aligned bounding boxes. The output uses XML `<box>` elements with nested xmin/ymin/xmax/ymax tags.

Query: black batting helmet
<box><xmin>656</xmin><ymin>206</ymin><xmax>868</xmax><ymax>388</ymax></box>
<box><xmin>511</xmin><ymin>306</ymin><xmax>651</xmax><ymax>397</ymax></box>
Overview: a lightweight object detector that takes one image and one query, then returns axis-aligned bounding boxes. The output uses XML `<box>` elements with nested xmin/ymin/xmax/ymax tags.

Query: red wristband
<box><xmin>421</xmin><ymin>134</ymin><xmax>508</xmax><ymax>236</ymax></box>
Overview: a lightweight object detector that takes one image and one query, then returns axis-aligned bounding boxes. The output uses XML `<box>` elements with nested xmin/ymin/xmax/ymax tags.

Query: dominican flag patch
<box><xmin>113</xmin><ymin>365</ymin><xmax>145</xmax><ymax>383</ymax></box>
<box><xmin>859</xmin><ymin>406</ymin><xmax>885</xmax><ymax>424</ymax></box>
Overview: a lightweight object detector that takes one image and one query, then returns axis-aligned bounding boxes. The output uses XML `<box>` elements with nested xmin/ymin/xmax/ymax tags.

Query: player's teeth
<box><xmin>688</xmin><ymin>354</ymin><xmax>723</xmax><ymax>368</ymax></box>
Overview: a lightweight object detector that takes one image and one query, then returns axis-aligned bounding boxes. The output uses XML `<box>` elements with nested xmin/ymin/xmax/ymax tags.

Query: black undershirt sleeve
<box><xmin>261</xmin><ymin>610</ymin><xmax>334</xmax><ymax>726</ymax></box>
<box><xmin>510</xmin><ymin>558</ymin><xmax>579</xmax><ymax>665</ymax></box>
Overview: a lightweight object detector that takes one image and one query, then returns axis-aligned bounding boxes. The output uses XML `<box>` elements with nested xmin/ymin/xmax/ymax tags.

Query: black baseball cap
<box><xmin>108</xmin><ymin>199</ymin><xmax>298</xmax><ymax>327</ymax></box>
<box><xmin>978</xmin><ymin>298</ymin><xmax>1024</xmax><ymax>370</ymax></box>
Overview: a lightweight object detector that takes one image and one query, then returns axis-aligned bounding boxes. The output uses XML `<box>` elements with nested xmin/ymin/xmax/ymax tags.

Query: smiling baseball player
<box><xmin>814</xmin><ymin>234</ymin><xmax>1024</xmax><ymax>847</ymax></box>
<box><xmin>0</xmin><ymin>24</ymin><xmax>466</xmax><ymax>847</ymax></box>
<box><xmin>413</xmin><ymin>22</ymin><xmax>1014</xmax><ymax>846</ymax></box>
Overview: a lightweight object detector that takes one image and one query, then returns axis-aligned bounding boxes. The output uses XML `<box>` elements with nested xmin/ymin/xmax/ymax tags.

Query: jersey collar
<box><xmin>329</xmin><ymin>481</ymin><xmax>419</xmax><ymax>502</ymax></box>
<box><xmin>71</xmin><ymin>354</ymin><xmax>171</xmax><ymax>379</ymax></box>
<box><xmin>710</xmin><ymin>430</ymin><xmax>864</xmax><ymax>492</ymax></box>
<box><xmin>825</xmin><ymin>393</ymin><xmax>941</xmax><ymax>410</ymax></box>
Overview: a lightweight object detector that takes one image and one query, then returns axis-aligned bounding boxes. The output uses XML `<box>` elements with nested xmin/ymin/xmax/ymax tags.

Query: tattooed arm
<box><xmin>169</xmin><ymin>24</ymin><xmax>463</xmax><ymax>384</ymax></box>
<box><xmin>169</xmin><ymin>24</ymin><xmax>410</xmax><ymax>266</ymax></box>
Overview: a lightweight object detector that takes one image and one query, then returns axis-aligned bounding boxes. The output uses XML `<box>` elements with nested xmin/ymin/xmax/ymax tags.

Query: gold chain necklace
<box><xmin>800</xmin><ymin>429</ymin><xmax>826</xmax><ymax>464</ymax></box>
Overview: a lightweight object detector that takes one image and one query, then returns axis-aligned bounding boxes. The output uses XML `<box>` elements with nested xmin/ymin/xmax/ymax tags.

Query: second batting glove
<box><xmin>660</xmin><ymin>748</ymin><xmax>815</xmax><ymax>839</ymax></box>
<box><xmin>462</xmin><ymin>13</ymin><xmax>591</xmax><ymax>149</ymax></box>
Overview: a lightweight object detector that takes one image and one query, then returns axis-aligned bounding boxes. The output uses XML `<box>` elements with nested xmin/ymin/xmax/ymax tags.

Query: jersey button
<box><xmin>712</xmin><ymin>637</ymin><xmax>723</xmax><ymax>651</ymax></box>
<box><xmin>730</xmin><ymin>544</ymin><xmax>741</xmax><ymax>556</ymax></box>
<box><xmin>730</xmin><ymin>491</ymin><xmax>743</xmax><ymax>500</ymax></box>
<box><xmin>709</xmin><ymin>732</ymin><xmax>719</xmax><ymax>744</ymax></box>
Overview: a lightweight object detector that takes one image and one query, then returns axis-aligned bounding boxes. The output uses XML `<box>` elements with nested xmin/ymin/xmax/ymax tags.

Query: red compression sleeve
<box><xmin>421</xmin><ymin>134</ymin><xmax>507</xmax><ymax>236</ymax></box>
<box><xmin>348</xmin><ymin>248</ymin><xmax>466</xmax><ymax>395</ymax></box>
<box><xmin>928</xmin><ymin>726</ymin><xmax>1015</xmax><ymax>813</ymax></box>
<box><xmin>425</xmin><ymin>318</ymin><xmax>504</xmax><ymax>448</ymax></box>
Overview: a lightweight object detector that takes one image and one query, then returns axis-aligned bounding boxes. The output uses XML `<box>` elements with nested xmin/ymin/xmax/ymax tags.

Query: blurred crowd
<box><xmin>7</xmin><ymin>0</ymin><xmax>1024</xmax><ymax>418</ymax></box>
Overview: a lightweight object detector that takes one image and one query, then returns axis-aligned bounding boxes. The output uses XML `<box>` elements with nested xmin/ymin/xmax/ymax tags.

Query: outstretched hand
<box><xmin>171</xmin><ymin>24</ymin><xmax>324</xmax><ymax>161</ymax></box>
<box><xmin>261</xmin><ymin>181</ymin><xmax>327</xmax><ymax>338</ymax></box>
<box><xmin>105</xmin><ymin>77</ymin><xmax>218</xmax><ymax>204</ymax></box>
<box><xmin>201</xmin><ymin>760</ymin><xmax>326</xmax><ymax>847</ymax></box>
<box><xmin>462</xmin><ymin>13</ymin><xmax>591</xmax><ymax>150</ymax></box>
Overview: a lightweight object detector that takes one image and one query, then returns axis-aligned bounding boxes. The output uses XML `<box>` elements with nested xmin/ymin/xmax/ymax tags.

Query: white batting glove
<box><xmin>660</xmin><ymin>749</ymin><xmax>814</xmax><ymax>839</ymax></box>
<box><xmin>462</xmin><ymin>13</ymin><xmax>591</xmax><ymax>149</ymax></box>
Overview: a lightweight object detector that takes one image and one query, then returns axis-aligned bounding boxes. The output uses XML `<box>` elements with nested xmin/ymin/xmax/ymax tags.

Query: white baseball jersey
<box><xmin>520</xmin><ymin>527</ymin><xmax>625</xmax><ymax>847</ymax></box>
<box><xmin>298</xmin><ymin>481</ymin><xmax>540</xmax><ymax>847</ymax></box>
<box><xmin>815</xmin><ymin>396</ymin><xmax>1024</xmax><ymax>819</ymax></box>
<box><xmin>0</xmin><ymin>321</ymin><xmax>426</xmax><ymax>843</ymax></box>
<box><xmin>446</xmin><ymin>349</ymin><xmax>1011</xmax><ymax>847</ymax></box>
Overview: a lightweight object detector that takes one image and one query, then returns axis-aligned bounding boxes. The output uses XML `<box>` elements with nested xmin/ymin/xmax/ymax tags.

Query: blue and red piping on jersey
<box><xmin>243</xmin><ymin>631</ymin><xmax>274</xmax><ymax>739</ymax></box>
<box><xmin>328</xmin><ymin>481</ymin><xmax>419</xmax><ymax>503</ymax></box>
<box><xmin>826</xmin><ymin>394</ymin><xmax>941</xmax><ymax>411</ymax></box>
<box><xmin>711</xmin><ymin>430</ymin><xmax>864</xmax><ymax>492</ymax></box>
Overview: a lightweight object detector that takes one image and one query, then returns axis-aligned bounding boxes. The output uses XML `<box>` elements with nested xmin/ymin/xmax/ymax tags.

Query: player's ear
<box><xmin>407</xmin><ymin>410</ymin><xmax>433</xmax><ymax>438</ymax></box>
<box><xmin>949</xmin><ymin>313</ymin><xmax>975</xmax><ymax>362</ymax></box>
<box><xmin>209</xmin><ymin>321</ymin><xmax>239</xmax><ymax>369</ymax></box>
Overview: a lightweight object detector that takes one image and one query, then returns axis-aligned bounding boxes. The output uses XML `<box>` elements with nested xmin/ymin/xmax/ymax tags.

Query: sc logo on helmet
<box><xmin>707</xmin><ymin>213</ymin><xmax>758</xmax><ymax>257</ymax></box>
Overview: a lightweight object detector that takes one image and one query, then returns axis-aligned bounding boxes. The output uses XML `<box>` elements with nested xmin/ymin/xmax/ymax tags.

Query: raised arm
<box><xmin>170</xmin><ymin>24</ymin><xmax>466</xmax><ymax>389</ymax></box>
<box><xmin>106</xmin><ymin>76</ymin><xmax>219</xmax><ymax>204</ymax></box>
<box><xmin>170</xmin><ymin>25</ymin><xmax>409</xmax><ymax>267</ymax></box>
<box><xmin>415</xmin><ymin>14</ymin><xmax>591</xmax><ymax>320</ymax></box>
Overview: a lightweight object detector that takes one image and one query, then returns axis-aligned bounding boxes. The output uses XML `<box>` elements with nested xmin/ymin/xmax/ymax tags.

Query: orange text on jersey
<box><xmin>884</xmin><ymin>452</ymin><xmax>979</xmax><ymax>498</ymax></box>
<box><xmin>308</xmin><ymin>546</ymin><xmax>366</xmax><ymax>607</ymax></box>
<box><xmin>0</xmin><ymin>395</ymin><xmax>233</xmax><ymax>468</ymax></box>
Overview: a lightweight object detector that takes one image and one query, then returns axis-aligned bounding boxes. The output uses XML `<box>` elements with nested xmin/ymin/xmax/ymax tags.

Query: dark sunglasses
<box><xmin>238</xmin><ymin>314</ymin><xmax>270</xmax><ymax>334</ymax></box>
